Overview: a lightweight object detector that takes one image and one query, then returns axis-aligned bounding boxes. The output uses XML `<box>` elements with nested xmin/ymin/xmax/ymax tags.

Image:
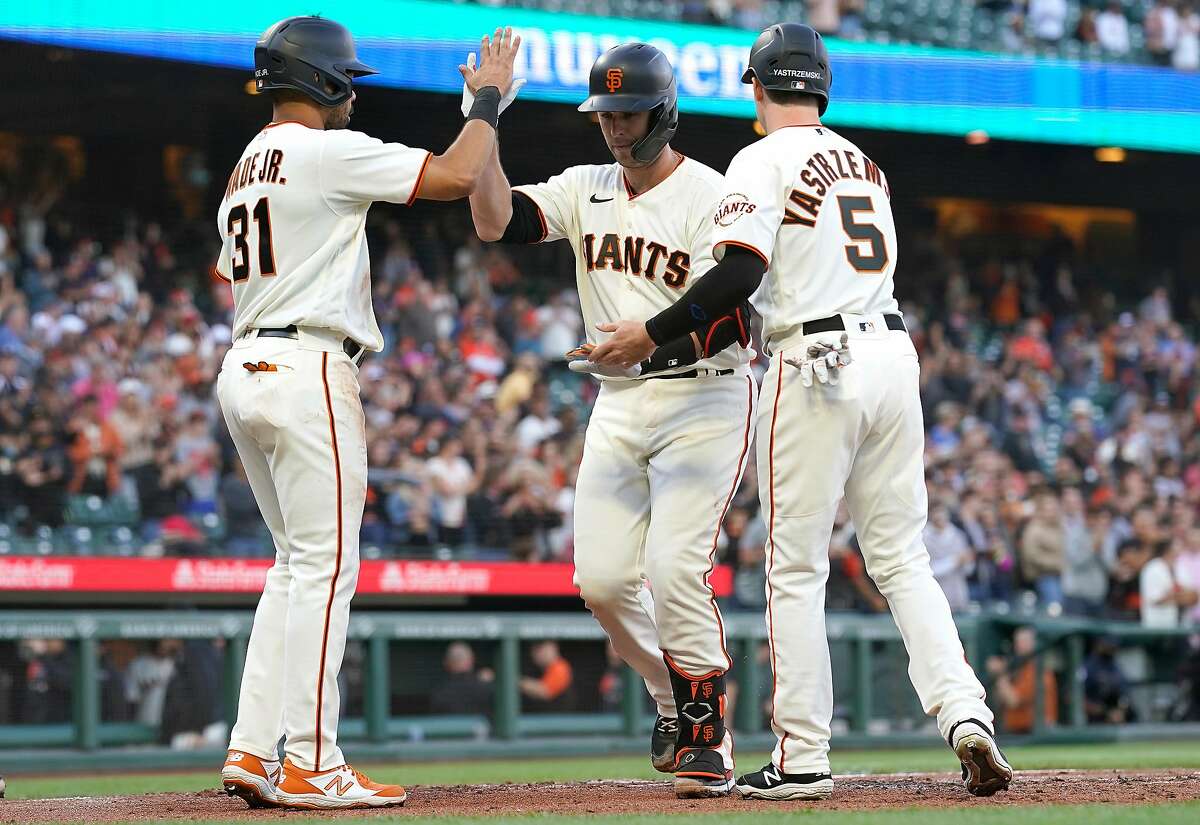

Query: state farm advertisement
<box><xmin>0</xmin><ymin>557</ymin><xmax>733</xmax><ymax>597</ymax></box>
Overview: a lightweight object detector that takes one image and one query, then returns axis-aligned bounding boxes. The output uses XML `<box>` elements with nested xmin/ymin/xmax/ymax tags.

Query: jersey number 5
<box><xmin>227</xmin><ymin>197</ymin><xmax>276</xmax><ymax>282</ymax></box>
<box><xmin>837</xmin><ymin>195</ymin><xmax>888</xmax><ymax>274</ymax></box>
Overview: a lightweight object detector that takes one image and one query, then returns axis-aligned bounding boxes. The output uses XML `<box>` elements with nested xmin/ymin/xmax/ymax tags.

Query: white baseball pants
<box><xmin>759</xmin><ymin>317</ymin><xmax>992</xmax><ymax>773</ymax></box>
<box><xmin>573</xmin><ymin>371</ymin><xmax>756</xmax><ymax>727</ymax></box>
<box><xmin>217</xmin><ymin>329</ymin><xmax>366</xmax><ymax>772</ymax></box>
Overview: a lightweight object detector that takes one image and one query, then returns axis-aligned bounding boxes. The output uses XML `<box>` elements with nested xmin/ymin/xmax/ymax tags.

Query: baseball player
<box><xmin>214</xmin><ymin>16</ymin><xmax>519</xmax><ymax>809</ymax></box>
<box><xmin>467</xmin><ymin>43</ymin><xmax>755</xmax><ymax>798</ymax></box>
<box><xmin>590</xmin><ymin>23</ymin><xmax>1013</xmax><ymax>801</ymax></box>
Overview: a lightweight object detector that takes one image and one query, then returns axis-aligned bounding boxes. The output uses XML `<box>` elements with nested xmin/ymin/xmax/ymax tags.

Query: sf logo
<box><xmin>606</xmin><ymin>68</ymin><xmax>623</xmax><ymax>92</ymax></box>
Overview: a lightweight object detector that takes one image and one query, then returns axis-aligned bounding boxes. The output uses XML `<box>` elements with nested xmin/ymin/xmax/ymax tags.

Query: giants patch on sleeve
<box><xmin>714</xmin><ymin>193</ymin><xmax>757</xmax><ymax>227</ymax></box>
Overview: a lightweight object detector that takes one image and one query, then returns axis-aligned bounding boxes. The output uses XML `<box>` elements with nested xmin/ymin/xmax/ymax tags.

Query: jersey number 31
<box><xmin>226</xmin><ymin>197</ymin><xmax>276</xmax><ymax>282</ymax></box>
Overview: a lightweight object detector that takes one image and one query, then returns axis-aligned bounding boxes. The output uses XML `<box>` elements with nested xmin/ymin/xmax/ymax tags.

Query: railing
<box><xmin>0</xmin><ymin>610</ymin><xmax>1194</xmax><ymax>755</ymax></box>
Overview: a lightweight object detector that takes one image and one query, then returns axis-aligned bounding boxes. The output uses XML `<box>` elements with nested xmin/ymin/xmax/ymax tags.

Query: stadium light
<box><xmin>1095</xmin><ymin>147</ymin><xmax>1126</xmax><ymax>163</ymax></box>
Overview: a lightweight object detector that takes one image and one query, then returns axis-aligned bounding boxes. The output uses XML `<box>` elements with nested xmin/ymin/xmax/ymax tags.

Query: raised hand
<box><xmin>459</xmin><ymin>27</ymin><xmax>521</xmax><ymax>96</ymax></box>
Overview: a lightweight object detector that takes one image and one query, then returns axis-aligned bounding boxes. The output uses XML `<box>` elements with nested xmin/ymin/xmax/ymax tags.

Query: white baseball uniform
<box><xmin>710</xmin><ymin>125</ymin><xmax>992</xmax><ymax>773</ymax></box>
<box><xmin>514</xmin><ymin>157</ymin><xmax>756</xmax><ymax>739</ymax></box>
<box><xmin>214</xmin><ymin>120</ymin><xmax>430</xmax><ymax>772</ymax></box>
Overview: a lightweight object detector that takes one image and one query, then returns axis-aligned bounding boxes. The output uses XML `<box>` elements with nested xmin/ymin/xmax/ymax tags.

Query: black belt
<box><xmin>647</xmin><ymin>368</ymin><xmax>734</xmax><ymax>380</ymax></box>
<box><xmin>255</xmin><ymin>325</ymin><xmax>365</xmax><ymax>362</ymax></box>
<box><xmin>802</xmin><ymin>313</ymin><xmax>906</xmax><ymax>336</ymax></box>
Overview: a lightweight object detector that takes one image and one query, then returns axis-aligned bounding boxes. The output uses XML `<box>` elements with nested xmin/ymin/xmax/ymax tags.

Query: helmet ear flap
<box><xmin>630</xmin><ymin>99</ymin><xmax>679</xmax><ymax>163</ymax></box>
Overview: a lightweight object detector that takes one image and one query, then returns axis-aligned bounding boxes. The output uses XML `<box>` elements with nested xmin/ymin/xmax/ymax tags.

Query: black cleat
<box><xmin>734</xmin><ymin>764</ymin><xmax>834</xmax><ymax>800</ymax></box>
<box><xmin>650</xmin><ymin>715</ymin><xmax>678</xmax><ymax>773</ymax></box>
<box><xmin>673</xmin><ymin>747</ymin><xmax>734</xmax><ymax>798</ymax></box>
<box><xmin>951</xmin><ymin>721</ymin><xmax>1013</xmax><ymax>797</ymax></box>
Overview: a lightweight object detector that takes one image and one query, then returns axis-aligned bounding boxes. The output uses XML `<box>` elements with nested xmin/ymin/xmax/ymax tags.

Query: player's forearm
<box><xmin>644</xmin><ymin>249</ymin><xmax>764</xmax><ymax>346</ymax></box>
<box><xmin>469</xmin><ymin>143</ymin><xmax>514</xmax><ymax>241</ymax></box>
<box><xmin>422</xmin><ymin>120</ymin><xmax>495</xmax><ymax>200</ymax></box>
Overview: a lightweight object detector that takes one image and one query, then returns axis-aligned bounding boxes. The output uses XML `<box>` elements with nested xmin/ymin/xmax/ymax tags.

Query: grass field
<box><xmin>4</xmin><ymin>741</ymin><xmax>1199</xmax><ymax>825</ymax></box>
<box><xmin>8</xmin><ymin>740</ymin><xmax>1200</xmax><ymax>800</ymax></box>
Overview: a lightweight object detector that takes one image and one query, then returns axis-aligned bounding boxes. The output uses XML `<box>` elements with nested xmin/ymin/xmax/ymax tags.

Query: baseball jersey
<box><xmin>710</xmin><ymin>125</ymin><xmax>899</xmax><ymax>353</ymax></box>
<box><xmin>514</xmin><ymin>156</ymin><xmax>752</xmax><ymax>378</ymax></box>
<box><xmin>214</xmin><ymin>121</ymin><xmax>432</xmax><ymax>351</ymax></box>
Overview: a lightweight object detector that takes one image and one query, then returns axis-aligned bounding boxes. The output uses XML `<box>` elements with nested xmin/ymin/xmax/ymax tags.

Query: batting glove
<box><xmin>461</xmin><ymin>52</ymin><xmax>526</xmax><ymax>117</ymax></box>
<box><xmin>785</xmin><ymin>333</ymin><xmax>853</xmax><ymax>387</ymax></box>
<box><xmin>566</xmin><ymin>343</ymin><xmax>642</xmax><ymax>379</ymax></box>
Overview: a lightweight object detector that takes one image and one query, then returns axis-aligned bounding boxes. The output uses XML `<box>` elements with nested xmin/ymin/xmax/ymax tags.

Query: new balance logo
<box><xmin>228</xmin><ymin>752</ymin><xmax>245</xmax><ymax>762</ymax></box>
<box><xmin>323</xmin><ymin>774</ymin><xmax>355</xmax><ymax>795</ymax></box>
<box><xmin>764</xmin><ymin>766</ymin><xmax>782</xmax><ymax>784</ymax></box>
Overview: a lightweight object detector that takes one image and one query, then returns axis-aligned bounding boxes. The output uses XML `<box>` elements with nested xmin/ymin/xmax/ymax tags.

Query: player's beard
<box><xmin>325</xmin><ymin>100</ymin><xmax>353</xmax><ymax>130</ymax></box>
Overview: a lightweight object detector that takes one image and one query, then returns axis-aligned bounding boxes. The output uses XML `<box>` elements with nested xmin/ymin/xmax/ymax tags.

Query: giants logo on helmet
<box><xmin>605</xmin><ymin>68</ymin><xmax>623</xmax><ymax>92</ymax></box>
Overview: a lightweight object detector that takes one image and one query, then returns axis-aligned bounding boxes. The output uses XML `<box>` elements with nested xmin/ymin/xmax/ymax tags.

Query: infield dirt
<box><xmin>3</xmin><ymin>769</ymin><xmax>1199</xmax><ymax>823</ymax></box>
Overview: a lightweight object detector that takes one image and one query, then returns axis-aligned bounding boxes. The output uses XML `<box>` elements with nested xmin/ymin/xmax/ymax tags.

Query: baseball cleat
<box><xmin>273</xmin><ymin>758</ymin><xmax>406</xmax><ymax>809</ymax></box>
<box><xmin>672</xmin><ymin>747</ymin><xmax>735</xmax><ymax>798</ymax></box>
<box><xmin>650</xmin><ymin>715</ymin><xmax>679</xmax><ymax>773</ymax></box>
<box><xmin>221</xmin><ymin>749</ymin><xmax>281</xmax><ymax>808</ymax></box>
<box><xmin>734</xmin><ymin>764</ymin><xmax>834</xmax><ymax>800</ymax></box>
<box><xmin>950</xmin><ymin>719</ymin><xmax>1013</xmax><ymax>797</ymax></box>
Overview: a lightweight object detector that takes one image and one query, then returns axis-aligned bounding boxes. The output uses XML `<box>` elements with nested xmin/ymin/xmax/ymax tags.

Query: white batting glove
<box><xmin>785</xmin><ymin>333</ymin><xmax>853</xmax><ymax>387</ymax></box>
<box><xmin>566</xmin><ymin>343</ymin><xmax>642</xmax><ymax>379</ymax></box>
<box><xmin>461</xmin><ymin>52</ymin><xmax>526</xmax><ymax>117</ymax></box>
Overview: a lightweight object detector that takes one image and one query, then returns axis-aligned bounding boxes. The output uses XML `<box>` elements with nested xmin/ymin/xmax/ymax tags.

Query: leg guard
<box><xmin>664</xmin><ymin>653</ymin><xmax>726</xmax><ymax>753</ymax></box>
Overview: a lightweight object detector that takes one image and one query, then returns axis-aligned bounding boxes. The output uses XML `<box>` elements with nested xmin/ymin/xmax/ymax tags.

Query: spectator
<box><xmin>108</xmin><ymin>379</ymin><xmax>158</xmax><ymax>506</ymax></box>
<box><xmin>1083</xmin><ymin>636</ymin><xmax>1135</xmax><ymax>723</ymax></box>
<box><xmin>1109</xmin><ymin>539</ymin><xmax>1154</xmax><ymax>620</ymax></box>
<box><xmin>986</xmin><ymin>626</ymin><xmax>1058</xmax><ymax>734</ymax></box>
<box><xmin>65</xmin><ymin>395</ymin><xmax>123</xmax><ymax>497</ymax></box>
<box><xmin>426</xmin><ymin>436</ymin><xmax>480</xmax><ymax>548</ymax></box>
<box><xmin>125</xmin><ymin>640</ymin><xmax>176</xmax><ymax>727</ymax></box>
<box><xmin>1176</xmin><ymin>2</ymin><xmax>1200</xmax><ymax>70</ymax></box>
<box><xmin>431</xmin><ymin>641</ymin><xmax>494</xmax><ymax>717</ymax></box>
<box><xmin>839</xmin><ymin>0</ymin><xmax>866</xmax><ymax>39</ymax></box>
<box><xmin>220</xmin><ymin>458</ymin><xmax>266</xmax><ymax>557</ymax></box>
<box><xmin>807</xmin><ymin>0</ymin><xmax>841</xmax><ymax>35</ymax></box>
<box><xmin>1096</xmin><ymin>1</ymin><xmax>1131</xmax><ymax>55</ymax></box>
<box><xmin>1027</xmin><ymin>0</ymin><xmax>1069</xmax><ymax>43</ymax></box>
<box><xmin>1140</xmin><ymin>537</ymin><xmax>1200</xmax><ymax>627</ymax></box>
<box><xmin>520</xmin><ymin>640</ymin><xmax>576</xmax><ymax>712</ymax></box>
<box><xmin>15</xmin><ymin>415</ymin><xmax>69</xmax><ymax>527</ymax></box>
<box><xmin>1179</xmin><ymin>528</ymin><xmax>1200</xmax><ymax>625</ymax></box>
<box><xmin>1062</xmin><ymin>495</ymin><xmax>1109</xmax><ymax>616</ymax></box>
<box><xmin>515</xmin><ymin>395</ymin><xmax>561</xmax><ymax>455</ymax></box>
<box><xmin>1077</xmin><ymin>7</ymin><xmax>1100</xmax><ymax>43</ymax></box>
<box><xmin>19</xmin><ymin>639</ymin><xmax>72</xmax><ymax>724</ymax></box>
<box><xmin>1146</xmin><ymin>0</ymin><xmax>1182</xmax><ymax>64</ymax></box>
<box><xmin>827</xmin><ymin>503</ymin><xmax>886</xmax><ymax>612</ymax></box>
<box><xmin>1021</xmin><ymin>489</ymin><xmax>1067</xmax><ymax>609</ymax></box>
<box><xmin>924</xmin><ymin>504</ymin><xmax>974</xmax><ymax>611</ymax></box>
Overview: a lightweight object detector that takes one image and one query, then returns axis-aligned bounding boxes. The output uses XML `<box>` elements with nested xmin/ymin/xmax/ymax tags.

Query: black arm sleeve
<box><xmin>644</xmin><ymin>247</ymin><xmax>765</xmax><ymax>346</ymax></box>
<box><xmin>499</xmin><ymin>192</ymin><xmax>547</xmax><ymax>244</ymax></box>
<box><xmin>641</xmin><ymin>299</ymin><xmax>753</xmax><ymax>374</ymax></box>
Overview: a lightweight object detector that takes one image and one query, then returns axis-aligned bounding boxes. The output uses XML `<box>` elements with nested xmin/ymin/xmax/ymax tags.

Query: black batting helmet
<box><xmin>254</xmin><ymin>16</ymin><xmax>378</xmax><ymax>107</ymax></box>
<box><xmin>741</xmin><ymin>23</ymin><xmax>832</xmax><ymax>115</ymax></box>
<box><xmin>578</xmin><ymin>43</ymin><xmax>679</xmax><ymax>163</ymax></box>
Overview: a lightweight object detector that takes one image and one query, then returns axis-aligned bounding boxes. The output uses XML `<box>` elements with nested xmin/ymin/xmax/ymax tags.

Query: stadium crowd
<box><xmin>474</xmin><ymin>0</ymin><xmax>1200</xmax><ymax>70</ymax></box>
<box><xmin>1</xmin><ymin>149</ymin><xmax>1199</xmax><ymax>629</ymax></box>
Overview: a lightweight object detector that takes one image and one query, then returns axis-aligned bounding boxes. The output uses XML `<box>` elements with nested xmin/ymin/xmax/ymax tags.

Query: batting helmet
<box><xmin>254</xmin><ymin>16</ymin><xmax>378</xmax><ymax>107</ymax></box>
<box><xmin>741</xmin><ymin>23</ymin><xmax>832</xmax><ymax>115</ymax></box>
<box><xmin>578</xmin><ymin>43</ymin><xmax>679</xmax><ymax>164</ymax></box>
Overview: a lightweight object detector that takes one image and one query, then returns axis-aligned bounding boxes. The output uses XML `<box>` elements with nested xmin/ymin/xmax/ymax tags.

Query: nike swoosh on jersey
<box><xmin>590</xmin><ymin>194</ymin><xmax>614</xmax><ymax>203</ymax></box>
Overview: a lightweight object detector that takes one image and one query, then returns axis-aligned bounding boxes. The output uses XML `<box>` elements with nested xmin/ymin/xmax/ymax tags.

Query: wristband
<box><xmin>467</xmin><ymin>86</ymin><xmax>502</xmax><ymax>129</ymax></box>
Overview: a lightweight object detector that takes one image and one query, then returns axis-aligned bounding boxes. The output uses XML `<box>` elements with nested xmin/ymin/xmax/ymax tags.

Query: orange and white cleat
<box><xmin>274</xmin><ymin>758</ymin><xmax>407</xmax><ymax>809</ymax></box>
<box><xmin>221</xmin><ymin>749</ymin><xmax>282</xmax><ymax>808</ymax></box>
